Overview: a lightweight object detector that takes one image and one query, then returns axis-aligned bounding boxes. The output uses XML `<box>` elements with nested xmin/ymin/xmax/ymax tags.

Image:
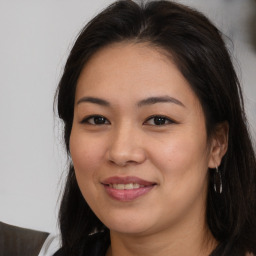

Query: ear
<box><xmin>208</xmin><ymin>121</ymin><xmax>229</xmax><ymax>168</ymax></box>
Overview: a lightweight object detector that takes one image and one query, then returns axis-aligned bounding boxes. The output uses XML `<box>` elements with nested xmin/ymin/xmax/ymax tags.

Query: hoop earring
<box><xmin>214</xmin><ymin>166</ymin><xmax>223</xmax><ymax>194</ymax></box>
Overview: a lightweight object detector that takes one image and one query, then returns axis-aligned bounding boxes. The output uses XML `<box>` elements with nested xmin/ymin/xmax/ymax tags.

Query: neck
<box><xmin>106</xmin><ymin>216</ymin><xmax>217</xmax><ymax>256</ymax></box>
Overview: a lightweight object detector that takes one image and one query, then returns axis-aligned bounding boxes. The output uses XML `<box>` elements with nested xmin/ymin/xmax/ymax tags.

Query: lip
<box><xmin>101</xmin><ymin>176</ymin><xmax>156</xmax><ymax>202</ymax></box>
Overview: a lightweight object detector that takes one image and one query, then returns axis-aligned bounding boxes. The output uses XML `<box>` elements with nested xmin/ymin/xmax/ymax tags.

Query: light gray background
<box><xmin>0</xmin><ymin>0</ymin><xmax>255</xmax><ymax>234</ymax></box>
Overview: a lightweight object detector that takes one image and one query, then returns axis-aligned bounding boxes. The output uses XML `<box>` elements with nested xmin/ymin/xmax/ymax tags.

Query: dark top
<box><xmin>0</xmin><ymin>221</ymin><xmax>49</xmax><ymax>256</ymax></box>
<box><xmin>52</xmin><ymin>230</ymin><xmax>256</xmax><ymax>256</ymax></box>
<box><xmin>53</xmin><ymin>231</ymin><xmax>110</xmax><ymax>256</ymax></box>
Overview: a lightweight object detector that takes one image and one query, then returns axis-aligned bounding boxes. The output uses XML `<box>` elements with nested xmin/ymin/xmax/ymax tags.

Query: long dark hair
<box><xmin>55</xmin><ymin>1</ymin><xmax>256</xmax><ymax>255</ymax></box>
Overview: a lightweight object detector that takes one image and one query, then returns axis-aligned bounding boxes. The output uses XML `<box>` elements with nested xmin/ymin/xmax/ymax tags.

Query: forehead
<box><xmin>75</xmin><ymin>42</ymin><xmax>200</xmax><ymax>108</ymax></box>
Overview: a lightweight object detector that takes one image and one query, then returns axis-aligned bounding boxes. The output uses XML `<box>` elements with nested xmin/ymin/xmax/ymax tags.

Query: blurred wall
<box><xmin>0</xmin><ymin>0</ymin><xmax>255</xmax><ymax>234</ymax></box>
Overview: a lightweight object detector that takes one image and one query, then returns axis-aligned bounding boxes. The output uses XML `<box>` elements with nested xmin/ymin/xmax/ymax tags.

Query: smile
<box><xmin>108</xmin><ymin>183</ymin><xmax>145</xmax><ymax>189</ymax></box>
<box><xmin>102</xmin><ymin>176</ymin><xmax>156</xmax><ymax>201</ymax></box>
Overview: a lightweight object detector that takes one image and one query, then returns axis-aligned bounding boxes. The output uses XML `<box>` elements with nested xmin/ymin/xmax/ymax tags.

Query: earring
<box><xmin>214</xmin><ymin>166</ymin><xmax>223</xmax><ymax>194</ymax></box>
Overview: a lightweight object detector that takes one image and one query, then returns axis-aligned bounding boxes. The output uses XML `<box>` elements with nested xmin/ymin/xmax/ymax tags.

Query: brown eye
<box><xmin>153</xmin><ymin>116</ymin><xmax>167</xmax><ymax>125</ymax></box>
<box><xmin>144</xmin><ymin>115</ymin><xmax>174</xmax><ymax>126</ymax></box>
<box><xmin>81</xmin><ymin>115</ymin><xmax>110</xmax><ymax>125</ymax></box>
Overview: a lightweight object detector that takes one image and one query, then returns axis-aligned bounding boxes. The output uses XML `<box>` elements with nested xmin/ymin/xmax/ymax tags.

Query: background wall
<box><xmin>0</xmin><ymin>0</ymin><xmax>255</xmax><ymax>234</ymax></box>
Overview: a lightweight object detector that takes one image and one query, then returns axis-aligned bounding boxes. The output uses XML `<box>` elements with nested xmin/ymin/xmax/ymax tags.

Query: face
<box><xmin>70</xmin><ymin>42</ymin><xmax>216</xmax><ymax>237</ymax></box>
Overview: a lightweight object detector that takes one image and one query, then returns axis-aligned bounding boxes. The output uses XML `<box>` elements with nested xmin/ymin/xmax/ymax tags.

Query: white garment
<box><xmin>38</xmin><ymin>233</ymin><xmax>61</xmax><ymax>256</ymax></box>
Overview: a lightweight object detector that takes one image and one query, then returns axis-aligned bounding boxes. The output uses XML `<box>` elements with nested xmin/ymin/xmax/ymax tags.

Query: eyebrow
<box><xmin>77</xmin><ymin>95</ymin><xmax>185</xmax><ymax>108</ymax></box>
<box><xmin>77</xmin><ymin>96</ymin><xmax>110</xmax><ymax>106</ymax></box>
<box><xmin>137</xmin><ymin>96</ymin><xmax>185</xmax><ymax>108</ymax></box>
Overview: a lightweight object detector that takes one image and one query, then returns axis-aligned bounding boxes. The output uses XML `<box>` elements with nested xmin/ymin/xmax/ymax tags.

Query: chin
<box><xmin>102</xmin><ymin>214</ymin><xmax>156</xmax><ymax>236</ymax></box>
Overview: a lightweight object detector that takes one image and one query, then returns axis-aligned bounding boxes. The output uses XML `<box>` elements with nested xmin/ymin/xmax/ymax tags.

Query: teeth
<box><xmin>114</xmin><ymin>184</ymin><xmax>125</xmax><ymax>189</ymax></box>
<box><xmin>111</xmin><ymin>183</ymin><xmax>145</xmax><ymax>190</ymax></box>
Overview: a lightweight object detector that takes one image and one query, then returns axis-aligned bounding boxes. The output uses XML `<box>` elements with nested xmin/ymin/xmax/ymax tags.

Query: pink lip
<box><xmin>102</xmin><ymin>176</ymin><xmax>156</xmax><ymax>202</ymax></box>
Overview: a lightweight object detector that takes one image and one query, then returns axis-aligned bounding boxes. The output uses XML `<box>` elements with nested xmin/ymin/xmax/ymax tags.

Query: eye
<box><xmin>81</xmin><ymin>115</ymin><xmax>110</xmax><ymax>125</ymax></box>
<box><xmin>144</xmin><ymin>115</ymin><xmax>175</xmax><ymax>126</ymax></box>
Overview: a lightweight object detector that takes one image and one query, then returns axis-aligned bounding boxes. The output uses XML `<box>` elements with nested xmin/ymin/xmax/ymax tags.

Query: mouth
<box><xmin>101</xmin><ymin>176</ymin><xmax>157</xmax><ymax>201</ymax></box>
<box><xmin>107</xmin><ymin>183</ymin><xmax>147</xmax><ymax>189</ymax></box>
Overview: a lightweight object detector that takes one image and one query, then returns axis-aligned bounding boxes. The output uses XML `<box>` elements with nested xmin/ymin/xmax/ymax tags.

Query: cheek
<box><xmin>150</xmin><ymin>131</ymin><xmax>209</xmax><ymax>189</ymax></box>
<box><xmin>69</xmin><ymin>131</ymin><xmax>106</xmax><ymax>185</ymax></box>
<box><xmin>151</xmin><ymin>135</ymin><xmax>209</xmax><ymax>219</ymax></box>
<box><xmin>69</xmin><ymin>131</ymin><xmax>110</xmax><ymax>215</ymax></box>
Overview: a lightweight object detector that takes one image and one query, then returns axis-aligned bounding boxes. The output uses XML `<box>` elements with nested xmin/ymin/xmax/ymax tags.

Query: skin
<box><xmin>70</xmin><ymin>42</ymin><xmax>228</xmax><ymax>256</ymax></box>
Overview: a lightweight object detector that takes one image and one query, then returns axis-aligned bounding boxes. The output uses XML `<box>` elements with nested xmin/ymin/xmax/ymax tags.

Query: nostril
<box><xmin>107</xmin><ymin>146</ymin><xmax>146</xmax><ymax>167</ymax></box>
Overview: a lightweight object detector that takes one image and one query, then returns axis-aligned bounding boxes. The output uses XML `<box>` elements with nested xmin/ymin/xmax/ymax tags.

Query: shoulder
<box><xmin>0</xmin><ymin>221</ymin><xmax>49</xmax><ymax>256</ymax></box>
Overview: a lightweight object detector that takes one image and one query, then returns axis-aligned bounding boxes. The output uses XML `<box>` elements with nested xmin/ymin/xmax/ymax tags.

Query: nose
<box><xmin>107</xmin><ymin>124</ymin><xmax>146</xmax><ymax>167</ymax></box>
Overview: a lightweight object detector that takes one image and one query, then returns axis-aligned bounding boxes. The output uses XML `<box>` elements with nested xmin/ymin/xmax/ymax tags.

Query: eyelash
<box><xmin>144</xmin><ymin>115</ymin><xmax>175</xmax><ymax>126</ymax></box>
<box><xmin>80</xmin><ymin>115</ymin><xmax>175</xmax><ymax>126</ymax></box>
<box><xmin>80</xmin><ymin>115</ymin><xmax>110</xmax><ymax>125</ymax></box>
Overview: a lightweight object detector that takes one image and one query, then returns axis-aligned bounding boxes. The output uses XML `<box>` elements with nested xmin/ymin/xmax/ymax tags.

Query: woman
<box><xmin>53</xmin><ymin>0</ymin><xmax>256</xmax><ymax>255</ymax></box>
